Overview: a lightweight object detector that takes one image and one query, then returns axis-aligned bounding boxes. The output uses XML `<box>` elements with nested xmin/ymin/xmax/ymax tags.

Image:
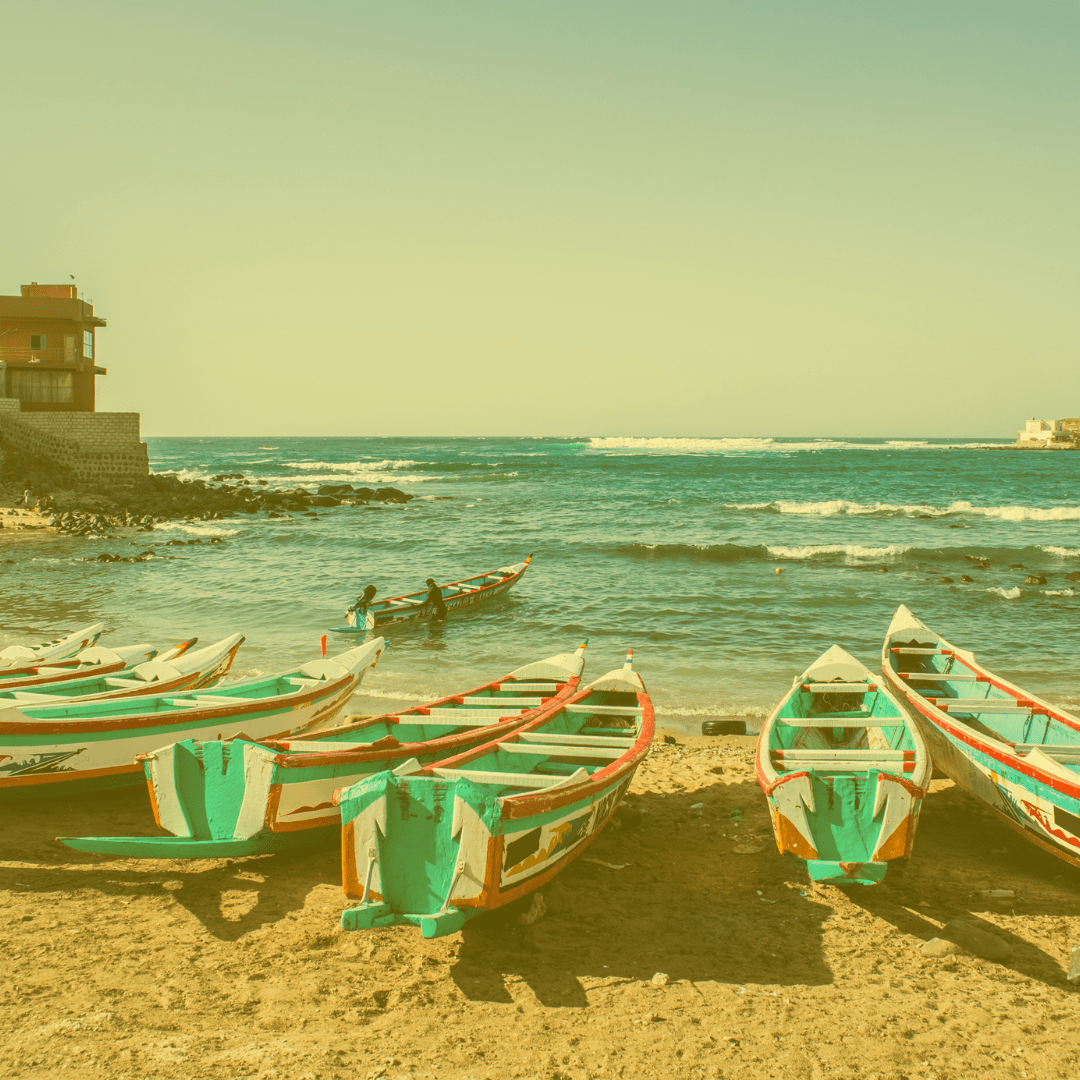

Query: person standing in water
<box><xmin>424</xmin><ymin>577</ymin><xmax>447</xmax><ymax>621</ymax></box>
<box><xmin>346</xmin><ymin>584</ymin><xmax>378</xmax><ymax>628</ymax></box>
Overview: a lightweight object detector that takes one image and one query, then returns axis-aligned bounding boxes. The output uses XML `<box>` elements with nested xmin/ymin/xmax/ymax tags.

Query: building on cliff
<box><xmin>0</xmin><ymin>283</ymin><xmax>107</xmax><ymax>411</ymax></box>
<box><xmin>1016</xmin><ymin>417</ymin><xmax>1079</xmax><ymax>447</ymax></box>
<box><xmin>0</xmin><ymin>281</ymin><xmax>148</xmax><ymax>485</ymax></box>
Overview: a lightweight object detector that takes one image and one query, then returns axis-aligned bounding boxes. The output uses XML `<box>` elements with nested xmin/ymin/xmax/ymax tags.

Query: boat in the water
<box><xmin>0</xmin><ymin>640</ymin><xmax>185</xmax><ymax>692</ymax></box>
<box><xmin>0</xmin><ymin>637</ymin><xmax>230</xmax><ymax>708</ymax></box>
<box><xmin>336</xmin><ymin>650</ymin><xmax>652</xmax><ymax>939</ymax></box>
<box><xmin>329</xmin><ymin>557</ymin><xmax>533</xmax><ymax>634</ymax></box>
<box><xmin>882</xmin><ymin>604</ymin><xmax>1080</xmax><ymax>870</ymax></box>
<box><xmin>756</xmin><ymin>645</ymin><xmax>930</xmax><ymax>885</ymax></box>
<box><xmin>57</xmin><ymin>642</ymin><xmax>586</xmax><ymax>858</ymax></box>
<box><xmin>0</xmin><ymin>624</ymin><xmax>105</xmax><ymax>670</ymax></box>
<box><xmin>10</xmin><ymin>637</ymin><xmax>382</xmax><ymax>800</ymax></box>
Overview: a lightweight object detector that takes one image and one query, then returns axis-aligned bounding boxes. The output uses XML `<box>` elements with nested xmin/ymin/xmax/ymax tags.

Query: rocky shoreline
<box><xmin>0</xmin><ymin>440</ymin><xmax>416</xmax><ymax>537</ymax></box>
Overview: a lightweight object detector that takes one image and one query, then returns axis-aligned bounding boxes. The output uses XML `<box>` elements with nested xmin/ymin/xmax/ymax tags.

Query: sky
<box><xmin>1</xmin><ymin>1</ymin><xmax>1077</xmax><ymax>437</ymax></box>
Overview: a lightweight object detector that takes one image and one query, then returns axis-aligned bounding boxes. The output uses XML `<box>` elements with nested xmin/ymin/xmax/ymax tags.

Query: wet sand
<box><xmin>1</xmin><ymin>731</ymin><xmax>1078</xmax><ymax>1079</ymax></box>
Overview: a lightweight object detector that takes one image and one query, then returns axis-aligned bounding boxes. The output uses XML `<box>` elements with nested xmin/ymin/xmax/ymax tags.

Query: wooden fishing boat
<box><xmin>0</xmin><ymin>641</ymin><xmax>174</xmax><ymax>692</ymax></box>
<box><xmin>329</xmin><ymin>556</ymin><xmax>533</xmax><ymax>634</ymax></box>
<box><xmin>756</xmin><ymin>645</ymin><xmax>930</xmax><ymax>885</ymax></box>
<box><xmin>8</xmin><ymin>637</ymin><xmax>382</xmax><ymax>800</ymax></box>
<box><xmin>337</xmin><ymin>650</ymin><xmax>652</xmax><ymax>939</ymax></box>
<box><xmin>0</xmin><ymin>623</ymin><xmax>105</xmax><ymax>670</ymax></box>
<box><xmin>57</xmin><ymin>642</ymin><xmax>587</xmax><ymax>858</ymax></box>
<box><xmin>882</xmin><ymin>604</ymin><xmax>1080</xmax><ymax>870</ymax></box>
<box><xmin>0</xmin><ymin>636</ymin><xmax>230</xmax><ymax>708</ymax></box>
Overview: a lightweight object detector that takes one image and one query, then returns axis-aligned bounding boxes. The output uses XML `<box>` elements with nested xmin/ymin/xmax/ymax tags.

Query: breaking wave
<box><xmin>153</xmin><ymin>521</ymin><xmax>241</xmax><ymax>537</ymax></box>
<box><xmin>1043</xmin><ymin>546</ymin><xmax>1080</xmax><ymax>558</ymax></box>
<box><xmin>1045</xmin><ymin>588</ymin><xmax>1076</xmax><ymax>597</ymax></box>
<box><xmin>587</xmin><ymin>437</ymin><xmax>1007</xmax><ymax>454</ymax></box>
<box><xmin>987</xmin><ymin>586</ymin><xmax>1022</xmax><ymax>599</ymax></box>
<box><xmin>729</xmin><ymin>499</ymin><xmax>1080</xmax><ymax>521</ymax></box>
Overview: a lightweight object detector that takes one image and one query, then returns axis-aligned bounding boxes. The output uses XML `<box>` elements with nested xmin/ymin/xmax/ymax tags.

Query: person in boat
<box><xmin>346</xmin><ymin>584</ymin><xmax>378</xmax><ymax>628</ymax></box>
<box><xmin>424</xmin><ymin>578</ymin><xmax>447</xmax><ymax>621</ymax></box>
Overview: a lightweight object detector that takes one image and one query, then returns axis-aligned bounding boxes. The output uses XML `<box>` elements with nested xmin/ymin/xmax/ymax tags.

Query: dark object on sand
<box><xmin>702</xmin><ymin>720</ymin><xmax>746</xmax><ymax>736</ymax></box>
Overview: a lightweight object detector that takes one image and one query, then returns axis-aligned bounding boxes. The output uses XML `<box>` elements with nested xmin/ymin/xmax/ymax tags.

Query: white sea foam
<box><xmin>1043</xmin><ymin>546</ymin><xmax>1080</xmax><ymax>558</ymax></box>
<box><xmin>987</xmin><ymin>586</ymin><xmax>1022</xmax><ymax>599</ymax></box>
<box><xmin>289</xmin><ymin>459</ymin><xmax>420</xmax><ymax>472</ymax></box>
<box><xmin>729</xmin><ymin>498</ymin><xmax>1080</xmax><ymax>521</ymax></box>
<box><xmin>153</xmin><ymin>521</ymin><xmax>241</xmax><ymax>537</ymax></box>
<box><xmin>1044</xmin><ymin>588</ymin><xmax>1076</xmax><ymax>597</ymax></box>
<box><xmin>766</xmin><ymin>543</ymin><xmax>911</xmax><ymax>560</ymax></box>
<box><xmin>587</xmin><ymin>436</ymin><xmax>1007</xmax><ymax>454</ymax></box>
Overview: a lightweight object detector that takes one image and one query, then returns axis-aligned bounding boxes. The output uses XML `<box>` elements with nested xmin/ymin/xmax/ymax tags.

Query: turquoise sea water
<box><xmin>3</xmin><ymin>436</ymin><xmax>1079</xmax><ymax>732</ymax></box>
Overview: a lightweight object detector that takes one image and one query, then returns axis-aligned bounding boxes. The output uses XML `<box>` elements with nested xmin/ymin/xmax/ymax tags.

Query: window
<box><xmin>30</xmin><ymin>334</ymin><xmax>46</xmax><ymax>350</ymax></box>
<box><xmin>83</xmin><ymin>330</ymin><xmax>94</xmax><ymax>360</ymax></box>
<box><xmin>7</xmin><ymin>369</ymin><xmax>74</xmax><ymax>404</ymax></box>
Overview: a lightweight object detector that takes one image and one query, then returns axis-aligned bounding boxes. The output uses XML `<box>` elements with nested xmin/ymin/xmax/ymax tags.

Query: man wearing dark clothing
<box><xmin>424</xmin><ymin>578</ymin><xmax>447</xmax><ymax>621</ymax></box>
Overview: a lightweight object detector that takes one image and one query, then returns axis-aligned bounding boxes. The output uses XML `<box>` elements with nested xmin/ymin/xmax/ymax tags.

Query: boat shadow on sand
<box><xmin>1</xmin><ymin>775</ymin><xmax>1076</xmax><ymax>990</ymax></box>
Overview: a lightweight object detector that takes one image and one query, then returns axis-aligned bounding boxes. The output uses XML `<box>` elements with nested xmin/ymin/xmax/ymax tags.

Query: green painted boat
<box><xmin>336</xmin><ymin>650</ymin><xmax>652</xmax><ymax>939</ymax></box>
<box><xmin>0</xmin><ymin>623</ymin><xmax>105</xmax><ymax>670</ymax></box>
<box><xmin>56</xmin><ymin>642</ymin><xmax>587</xmax><ymax>857</ymax></box>
<box><xmin>10</xmin><ymin>637</ymin><xmax>382</xmax><ymax>801</ymax></box>
<box><xmin>329</xmin><ymin>557</ymin><xmax>532</xmax><ymax>634</ymax></box>
<box><xmin>0</xmin><ymin>638</ymin><xmax>212</xmax><ymax>707</ymax></box>
<box><xmin>755</xmin><ymin>645</ymin><xmax>930</xmax><ymax>885</ymax></box>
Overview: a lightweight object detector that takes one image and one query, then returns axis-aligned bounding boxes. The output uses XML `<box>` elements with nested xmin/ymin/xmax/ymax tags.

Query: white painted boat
<box><xmin>0</xmin><ymin>623</ymin><xmax>105</xmax><ymax>670</ymax></box>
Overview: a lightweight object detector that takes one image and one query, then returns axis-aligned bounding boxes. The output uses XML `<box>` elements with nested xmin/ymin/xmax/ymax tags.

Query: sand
<box><xmin>2</xmin><ymin>730</ymin><xmax>1078</xmax><ymax>1080</ymax></box>
<box><xmin>0</xmin><ymin>507</ymin><xmax>55</xmax><ymax>539</ymax></box>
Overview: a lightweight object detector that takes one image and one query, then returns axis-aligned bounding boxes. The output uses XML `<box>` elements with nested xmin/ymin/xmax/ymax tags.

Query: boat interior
<box><xmin>279</xmin><ymin>676</ymin><xmax>571</xmax><ymax>751</ymax></box>
<box><xmin>889</xmin><ymin>639</ymin><xmax>1080</xmax><ymax>770</ymax></box>
<box><xmin>768</xmin><ymin>680</ymin><xmax>917</xmax><ymax>775</ymax></box>
<box><xmin>421</xmin><ymin>687</ymin><xmax>644</xmax><ymax>797</ymax></box>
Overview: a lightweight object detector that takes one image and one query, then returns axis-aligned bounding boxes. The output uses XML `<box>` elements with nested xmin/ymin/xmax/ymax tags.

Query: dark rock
<box><xmin>941</xmin><ymin>919</ymin><xmax>1012</xmax><ymax>963</ymax></box>
<box><xmin>318</xmin><ymin>484</ymin><xmax>354</xmax><ymax>496</ymax></box>
<box><xmin>304</xmin><ymin>495</ymin><xmax>341</xmax><ymax>507</ymax></box>
<box><xmin>939</xmin><ymin>577</ymin><xmax>954</xmax><ymax>584</ymax></box>
<box><xmin>373</xmin><ymin>487</ymin><xmax>412</xmax><ymax>504</ymax></box>
<box><xmin>960</xmin><ymin>575</ymin><xmax>974</xmax><ymax>583</ymax></box>
<box><xmin>1024</xmin><ymin>575</ymin><xmax>1047</xmax><ymax>585</ymax></box>
<box><xmin>1009</xmin><ymin>563</ymin><xmax>1025</xmax><ymax>570</ymax></box>
<box><xmin>1066</xmin><ymin>572</ymin><xmax>1080</xmax><ymax>582</ymax></box>
<box><xmin>211</xmin><ymin>473</ymin><xmax>245</xmax><ymax>480</ymax></box>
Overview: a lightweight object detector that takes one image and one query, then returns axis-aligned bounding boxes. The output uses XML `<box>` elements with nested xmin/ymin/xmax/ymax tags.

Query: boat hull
<box><xmin>882</xmin><ymin>605</ymin><xmax>1080</xmax><ymax>871</ymax></box>
<box><xmin>4</xmin><ymin>657</ymin><xmax>364</xmax><ymax>800</ymax></box>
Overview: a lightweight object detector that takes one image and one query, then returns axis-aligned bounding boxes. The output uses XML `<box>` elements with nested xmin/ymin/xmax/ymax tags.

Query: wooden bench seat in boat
<box><xmin>424</xmin><ymin>707</ymin><xmax>539</xmax><ymax>722</ymax></box>
<box><xmin>890</xmin><ymin>647</ymin><xmax>956</xmax><ymax>655</ymax></box>
<box><xmin>162</xmin><ymin>695</ymin><xmax>259</xmax><ymax>707</ymax></box>
<box><xmin>896</xmin><ymin>672</ymin><xmax>985</xmax><ymax>681</ymax></box>
<box><xmin>497</xmin><ymin>742</ymin><xmax>625</xmax><ymax>759</ymax></box>
<box><xmin>934</xmin><ymin>700</ymin><xmax>1045</xmax><ymax>713</ymax></box>
<box><xmin>563</xmin><ymin>704</ymin><xmax>643</xmax><ymax>716</ymax></box>
<box><xmin>773</xmin><ymin>749</ymin><xmax>914</xmax><ymax>760</ymax></box>
<box><xmin>461</xmin><ymin>696</ymin><xmax>545</xmax><ymax>708</ymax></box>
<box><xmin>518</xmin><ymin>731</ymin><xmax>636</xmax><ymax>748</ymax></box>
<box><xmin>431</xmin><ymin>766</ymin><xmax>590</xmax><ymax>791</ymax></box>
<box><xmin>492</xmin><ymin>682</ymin><xmax>564</xmax><ymax>693</ymax></box>
<box><xmin>802</xmin><ymin>682</ymin><xmax>877</xmax><ymax>693</ymax></box>
<box><xmin>779</xmin><ymin>717</ymin><xmax>904</xmax><ymax>727</ymax></box>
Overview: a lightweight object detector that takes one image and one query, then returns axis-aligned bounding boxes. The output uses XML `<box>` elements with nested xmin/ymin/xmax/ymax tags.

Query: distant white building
<box><xmin>1017</xmin><ymin>418</ymin><xmax>1066</xmax><ymax>444</ymax></box>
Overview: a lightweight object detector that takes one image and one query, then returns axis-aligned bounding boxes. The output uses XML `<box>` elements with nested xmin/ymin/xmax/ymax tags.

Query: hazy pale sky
<box><xmin>1</xmin><ymin>2</ymin><xmax>1077</xmax><ymax>437</ymax></box>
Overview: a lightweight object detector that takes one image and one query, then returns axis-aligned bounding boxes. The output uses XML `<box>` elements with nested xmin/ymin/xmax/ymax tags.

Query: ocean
<box><xmin>4</xmin><ymin>436</ymin><xmax>1079</xmax><ymax>732</ymax></box>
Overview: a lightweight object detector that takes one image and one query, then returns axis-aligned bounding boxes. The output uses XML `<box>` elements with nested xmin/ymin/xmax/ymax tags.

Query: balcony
<box><xmin>0</xmin><ymin>346</ymin><xmax>83</xmax><ymax>366</ymax></box>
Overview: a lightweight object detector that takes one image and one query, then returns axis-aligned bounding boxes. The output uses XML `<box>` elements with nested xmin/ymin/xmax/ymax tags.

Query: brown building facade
<box><xmin>0</xmin><ymin>283</ymin><xmax>107</xmax><ymax>411</ymax></box>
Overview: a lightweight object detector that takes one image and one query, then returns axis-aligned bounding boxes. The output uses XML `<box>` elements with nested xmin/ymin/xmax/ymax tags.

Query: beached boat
<box><xmin>0</xmin><ymin>637</ymin><xmax>201</xmax><ymax>694</ymax></box>
<box><xmin>0</xmin><ymin>636</ymin><xmax>232</xmax><ymax>708</ymax></box>
<box><xmin>0</xmin><ymin>623</ymin><xmax>105</xmax><ymax>670</ymax></box>
<box><xmin>329</xmin><ymin>557</ymin><xmax>533</xmax><ymax>634</ymax></box>
<box><xmin>336</xmin><ymin>651</ymin><xmax>652</xmax><ymax>939</ymax></box>
<box><xmin>756</xmin><ymin>645</ymin><xmax>930</xmax><ymax>885</ymax></box>
<box><xmin>882</xmin><ymin>604</ymin><xmax>1080</xmax><ymax>870</ymax></box>
<box><xmin>57</xmin><ymin>643</ymin><xmax>587</xmax><ymax>858</ymax></box>
<box><xmin>7</xmin><ymin>637</ymin><xmax>382</xmax><ymax>800</ymax></box>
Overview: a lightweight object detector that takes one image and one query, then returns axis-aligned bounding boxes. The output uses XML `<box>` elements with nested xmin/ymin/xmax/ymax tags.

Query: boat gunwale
<box><xmin>881</xmin><ymin>617</ymin><xmax>1080</xmax><ymax>800</ymax></box>
<box><xmin>756</xmin><ymin>658</ymin><xmax>929</xmax><ymax>798</ymax></box>
<box><xmin>402</xmin><ymin>681</ymin><xmax>654</xmax><ymax>822</ymax></box>
<box><xmin>272</xmin><ymin>673</ymin><xmax>582</xmax><ymax>770</ymax></box>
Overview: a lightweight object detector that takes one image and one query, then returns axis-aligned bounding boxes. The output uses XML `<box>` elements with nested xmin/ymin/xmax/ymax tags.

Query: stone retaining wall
<box><xmin>0</xmin><ymin>398</ymin><xmax>149</xmax><ymax>483</ymax></box>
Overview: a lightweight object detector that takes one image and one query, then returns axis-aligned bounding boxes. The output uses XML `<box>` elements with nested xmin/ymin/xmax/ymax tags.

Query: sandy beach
<box><xmin>3</xmin><ymin>729</ymin><xmax>1077</xmax><ymax>1080</ymax></box>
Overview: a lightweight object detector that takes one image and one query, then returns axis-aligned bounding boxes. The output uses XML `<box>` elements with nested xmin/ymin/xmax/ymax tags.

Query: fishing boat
<box><xmin>8</xmin><ymin>637</ymin><xmax>382</xmax><ymax>800</ymax></box>
<box><xmin>329</xmin><ymin>557</ymin><xmax>533</xmax><ymax>634</ymax></box>
<box><xmin>882</xmin><ymin>604</ymin><xmax>1080</xmax><ymax>870</ymax></box>
<box><xmin>0</xmin><ymin>638</ymin><xmax>201</xmax><ymax>694</ymax></box>
<box><xmin>0</xmin><ymin>623</ymin><xmax>105</xmax><ymax>670</ymax></box>
<box><xmin>756</xmin><ymin>645</ymin><xmax>930</xmax><ymax>885</ymax></box>
<box><xmin>0</xmin><ymin>636</ymin><xmax>231</xmax><ymax>708</ymax></box>
<box><xmin>58</xmin><ymin>642</ymin><xmax>587</xmax><ymax>858</ymax></box>
<box><xmin>336</xmin><ymin>650</ymin><xmax>652</xmax><ymax>939</ymax></box>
